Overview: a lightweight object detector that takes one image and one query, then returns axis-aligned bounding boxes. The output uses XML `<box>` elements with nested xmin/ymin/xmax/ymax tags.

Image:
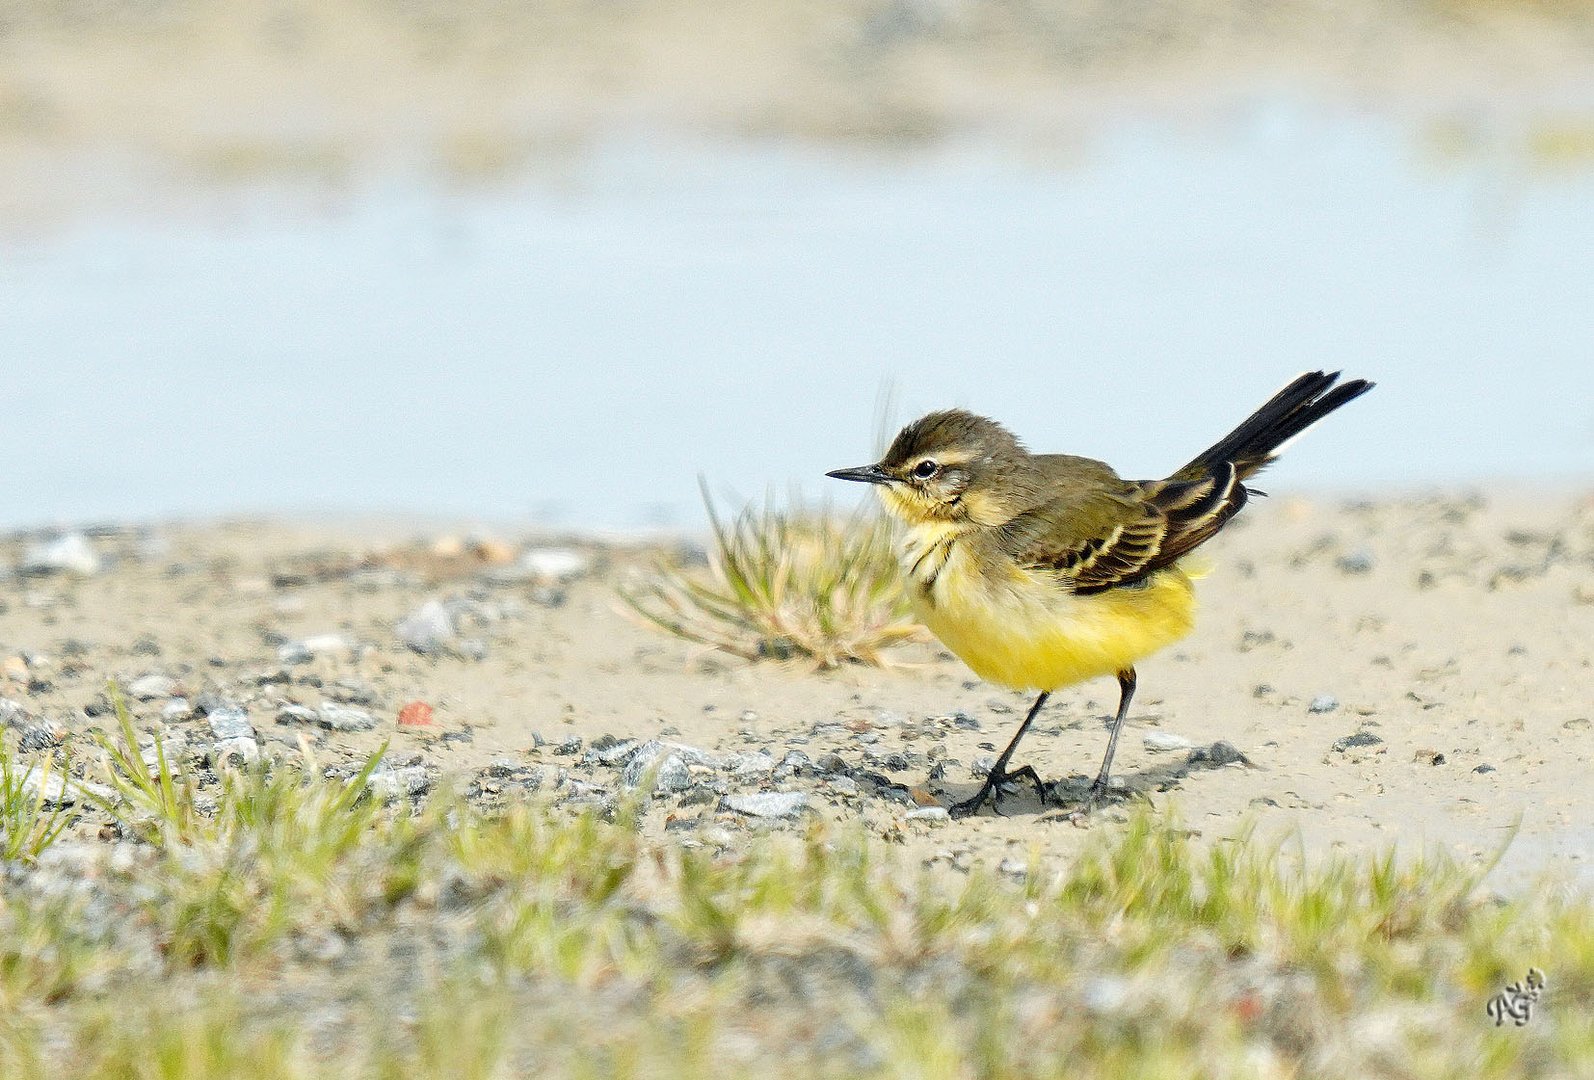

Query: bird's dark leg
<box><xmin>950</xmin><ymin>691</ymin><xmax>1050</xmax><ymax>818</ymax></box>
<box><xmin>1088</xmin><ymin>668</ymin><xmax>1137</xmax><ymax>801</ymax></box>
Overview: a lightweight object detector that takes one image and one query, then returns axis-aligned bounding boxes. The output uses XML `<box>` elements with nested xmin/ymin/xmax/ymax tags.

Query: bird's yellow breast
<box><xmin>904</xmin><ymin>531</ymin><xmax>1196</xmax><ymax>693</ymax></box>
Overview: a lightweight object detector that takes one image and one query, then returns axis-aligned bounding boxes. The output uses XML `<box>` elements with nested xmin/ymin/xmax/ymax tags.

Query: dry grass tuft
<box><xmin>621</xmin><ymin>483</ymin><xmax>922</xmax><ymax>668</ymax></box>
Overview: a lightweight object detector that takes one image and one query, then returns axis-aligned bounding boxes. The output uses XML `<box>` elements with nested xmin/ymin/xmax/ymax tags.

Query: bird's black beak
<box><xmin>826</xmin><ymin>463</ymin><xmax>892</xmax><ymax>485</ymax></box>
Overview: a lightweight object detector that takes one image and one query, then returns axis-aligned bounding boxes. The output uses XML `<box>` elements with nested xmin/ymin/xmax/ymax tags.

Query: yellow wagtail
<box><xmin>827</xmin><ymin>370</ymin><xmax>1373</xmax><ymax>817</ymax></box>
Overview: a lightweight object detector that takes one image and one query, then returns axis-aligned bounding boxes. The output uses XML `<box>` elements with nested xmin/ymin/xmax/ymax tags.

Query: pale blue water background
<box><xmin>3</xmin><ymin>107</ymin><xmax>1591</xmax><ymax>531</ymax></box>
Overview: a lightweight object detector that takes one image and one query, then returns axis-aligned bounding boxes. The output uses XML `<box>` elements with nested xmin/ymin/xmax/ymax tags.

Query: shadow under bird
<box><xmin>827</xmin><ymin>370</ymin><xmax>1374</xmax><ymax>818</ymax></box>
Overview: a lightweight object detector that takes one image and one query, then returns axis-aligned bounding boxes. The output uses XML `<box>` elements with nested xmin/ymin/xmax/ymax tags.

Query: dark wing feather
<box><xmin>998</xmin><ymin>461</ymin><xmax>1246</xmax><ymax>595</ymax></box>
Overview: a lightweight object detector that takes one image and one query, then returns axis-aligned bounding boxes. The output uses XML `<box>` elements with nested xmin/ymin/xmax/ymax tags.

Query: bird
<box><xmin>826</xmin><ymin>370</ymin><xmax>1373</xmax><ymax>817</ymax></box>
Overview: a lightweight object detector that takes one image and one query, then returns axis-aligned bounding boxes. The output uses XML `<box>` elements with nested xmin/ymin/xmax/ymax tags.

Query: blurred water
<box><xmin>2</xmin><ymin>108</ymin><xmax>1591</xmax><ymax>531</ymax></box>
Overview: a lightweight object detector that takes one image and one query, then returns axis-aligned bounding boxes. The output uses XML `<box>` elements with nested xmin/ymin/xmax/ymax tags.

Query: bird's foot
<box><xmin>1044</xmin><ymin>776</ymin><xmax>1142</xmax><ymax>822</ymax></box>
<box><xmin>949</xmin><ymin>764</ymin><xmax>1048</xmax><ymax>819</ymax></box>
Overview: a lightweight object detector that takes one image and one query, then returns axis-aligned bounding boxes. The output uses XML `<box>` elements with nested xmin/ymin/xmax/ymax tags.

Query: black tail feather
<box><xmin>1178</xmin><ymin>370</ymin><xmax>1373</xmax><ymax>482</ymax></box>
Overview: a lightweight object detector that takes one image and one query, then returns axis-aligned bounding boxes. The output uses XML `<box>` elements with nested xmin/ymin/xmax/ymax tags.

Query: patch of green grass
<box><xmin>0</xmin><ymin>737</ymin><xmax>70</xmax><ymax>864</ymax></box>
<box><xmin>621</xmin><ymin>483</ymin><xmax>921</xmax><ymax>668</ymax></box>
<box><xmin>1</xmin><ymin>749</ymin><xmax>1590</xmax><ymax>1079</ymax></box>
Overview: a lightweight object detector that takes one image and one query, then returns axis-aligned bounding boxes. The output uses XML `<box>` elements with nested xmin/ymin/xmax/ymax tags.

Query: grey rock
<box><xmin>1</xmin><ymin>697</ymin><xmax>35</xmax><ymax>730</ymax></box>
<box><xmin>1308</xmin><ymin>695</ymin><xmax>1340</xmax><ymax>714</ymax></box>
<box><xmin>161</xmin><ymin>698</ymin><xmax>193</xmax><ymax>722</ymax></box>
<box><xmin>1187</xmin><ymin>741</ymin><xmax>1250</xmax><ymax>768</ymax></box>
<box><xmin>727</xmin><ymin>750</ymin><xmax>776</xmax><ymax>777</ymax></box>
<box><xmin>210</xmin><ymin>737</ymin><xmax>261</xmax><ymax>767</ymax></box>
<box><xmin>998</xmin><ymin>857</ymin><xmax>1028</xmax><ymax>881</ymax></box>
<box><xmin>21</xmin><ymin>766</ymin><xmax>116</xmax><ymax>808</ymax></box>
<box><xmin>127</xmin><ymin>674</ymin><xmax>177</xmax><ymax>701</ymax></box>
<box><xmin>396</xmin><ymin>600</ymin><xmax>456</xmax><ymax>654</ymax></box>
<box><xmin>18</xmin><ymin>722</ymin><xmax>61</xmax><ymax>751</ymax></box>
<box><xmin>589</xmin><ymin>739</ymin><xmax>642</xmax><ymax>766</ymax></box>
<box><xmin>828</xmin><ymin>776</ymin><xmax>860</xmax><ymax>796</ymax></box>
<box><xmin>276</xmin><ymin>704</ymin><xmax>321</xmax><ymax>727</ymax></box>
<box><xmin>368</xmin><ymin>765</ymin><xmax>431</xmax><ymax>801</ymax></box>
<box><xmin>518</xmin><ymin>548</ymin><xmax>589</xmax><ymax>583</ymax></box>
<box><xmin>815</xmin><ymin>753</ymin><xmax>850</xmax><ymax>774</ymax></box>
<box><xmin>722</xmin><ymin>792</ymin><xmax>810</xmax><ymax>820</ymax></box>
<box><xmin>277</xmin><ymin>634</ymin><xmax>353</xmax><ymax>665</ymax></box>
<box><xmin>554</xmin><ymin>736</ymin><xmax>583</xmax><ymax>756</ymax></box>
<box><xmin>1335</xmin><ymin>550</ymin><xmax>1375</xmax><ymax>575</ymax></box>
<box><xmin>1143</xmin><ymin>731</ymin><xmax>1194</xmax><ymax>752</ymax></box>
<box><xmin>316</xmin><ymin>702</ymin><xmax>377</xmax><ymax>732</ymax></box>
<box><xmin>620</xmin><ymin>740</ymin><xmax>716</xmax><ymax>789</ymax></box>
<box><xmin>207</xmin><ymin>706</ymin><xmax>255</xmax><ymax>741</ymax></box>
<box><xmin>970</xmin><ymin>754</ymin><xmax>997</xmax><ymax>778</ymax></box>
<box><xmin>1473</xmin><ymin>764</ymin><xmax>1496</xmax><ymax>774</ymax></box>
<box><xmin>21</xmin><ymin>533</ymin><xmax>101</xmax><ymax>576</ymax></box>
<box><xmin>1331</xmin><ymin>731</ymin><xmax>1383</xmax><ymax>752</ymax></box>
<box><xmin>778</xmin><ymin>750</ymin><xmax>811</xmax><ymax>772</ymax></box>
<box><xmin>905</xmin><ymin>806</ymin><xmax>950</xmax><ymax>823</ymax></box>
<box><xmin>139</xmin><ymin>735</ymin><xmax>188</xmax><ymax>770</ymax></box>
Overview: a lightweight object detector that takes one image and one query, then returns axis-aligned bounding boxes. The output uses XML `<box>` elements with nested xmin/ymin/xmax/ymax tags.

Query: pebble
<box><xmin>970</xmin><ymin>755</ymin><xmax>997</xmax><ymax>778</ymax></box>
<box><xmin>1308</xmin><ymin>695</ymin><xmax>1340</xmax><ymax>714</ymax></box>
<box><xmin>207</xmin><ymin>706</ymin><xmax>255</xmax><ymax>741</ymax></box>
<box><xmin>1143</xmin><ymin>731</ymin><xmax>1195</xmax><ymax>752</ymax></box>
<box><xmin>1331</xmin><ymin>731</ymin><xmax>1383</xmax><ymax>752</ymax></box>
<box><xmin>722</xmin><ymin>792</ymin><xmax>810</xmax><ymax>819</ymax></box>
<box><xmin>20</xmin><ymin>765</ymin><xmax>116</xmax><ymax>808</ymax></box>
<box><xmin>316</xmin><ymin>702</ymin><xmax>377</xmax><ymax>732</ymax></box>
<box><xmin>1187</xmin><ymin>741</ymin><xmax>1250</xmax><ymax>768</ymax></box>
<box><xmin>277</xmin><ymin>634</ymin><xmax>354</xmax><ymax>665</ymax></box>
<box><xmin>519</xmin><ymin>548</ymin><xmax>589</xmax><ymax>583</ymax></box>
<box><xmin>210</xmin><ymin>737</ymin><xmax>261</xmax><ymax>767</ymax></box>
<box><xmin>1473</xmin><ymin>764</ymin><xmax>1496</xmax><ymax>774</ymax></box>
<box><xmin>727</xmin><ymin>750</ymin><xmax>777</xmax><ymax>777</ymax></box>
<box><xmin>1335</xmin><ymin>550</ymin><xmax>1375</xmax><ymax>574</ymax></box>
<box><xmin>21</xmin><ymin>533</ymin><xmax>101</xmax><ymax>576</ymax></box>
<box><xmin>275</xmin><ymin>702</ymin><xmax>376</xmax><ymax>732</ymax></box>
<box><xmin>620</xmin><ymin>740</ymin><xmax>716</xmax><ymax>789</ymax></box>
<box><xmin>658</xmin><ymin>753</ymin><xmax>704</xmax><ymax>792</ymax></box>
<box><xmin>276</xmin><ymin>704</ymin><xmax>321</xmax><ymax>727</ymax></box>
<box><xmin>161</xmin><ymin>698</ymin><xmax>193</xmax><ymax>722</ymax></box>
<box><xmin>997</xmin><ymin>858</ymin><xmax>1027</xmax><ymax>881</ymax></box>
<box><xmin>368</xmin><ymin>765</ymin><xmax>432</xmax><ymax>801</ymax></box>
<box><xmin>18</xmin><ymin>723</ymin><xmax>62</xmax><ymax>751</ymax></box>
<box><xmin>905</xmin><ymin>807</ymin><xmax>950</xmax><ymax>823</ymax></box>
<box><xmin>127</xmin><ymin>674</ymin><xmax>177</xmax><ymax>701</ymax></box>
<box><xmin>397</xmin><ymin>701</ymin><xmax>435</xmax><ymax>728</ymax></box>
<box><xmin>395</xmin><ymin>600</ymin><xmax>456</xmax><ymax>654</ymax></box>
<box><xmin>586</xmin><ymin>738</ymin><xmax>639</xmax><ymax>766</ymax></box>
<box><xmin>1</xmin><ymin>697</ymin><xmax>35</xmax><ymax>730</ymax></box>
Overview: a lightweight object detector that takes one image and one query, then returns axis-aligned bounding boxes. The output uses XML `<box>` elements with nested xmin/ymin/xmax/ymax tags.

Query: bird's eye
<box><xmin>913</xmin><ymin>460</ymin><xmax>939</xmax><ymax>479</ymax></box>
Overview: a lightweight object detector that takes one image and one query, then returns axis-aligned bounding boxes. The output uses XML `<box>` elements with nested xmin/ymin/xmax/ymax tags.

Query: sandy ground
<box><xmin>3</xmin><ymin>488</ymin><xmax>1590</xmax><ymax>892</ymax></box>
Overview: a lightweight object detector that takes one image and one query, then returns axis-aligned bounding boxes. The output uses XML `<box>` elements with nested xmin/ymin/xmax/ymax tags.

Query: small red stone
<box><xmin>398</xmin><ymin>701</ymin><xmax>435</xmax><ymax>727</ymax></box>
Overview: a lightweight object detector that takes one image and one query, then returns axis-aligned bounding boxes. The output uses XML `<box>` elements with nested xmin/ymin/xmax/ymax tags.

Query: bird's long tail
<box><xmin>1177</xmin><ymin>370</ymin><xmax>1374</xmax><ymax>483</ymax></box>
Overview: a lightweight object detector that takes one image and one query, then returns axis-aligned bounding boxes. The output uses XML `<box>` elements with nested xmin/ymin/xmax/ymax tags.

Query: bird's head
<box><xmin>826</xmin><ymin>409</ymin><xmax>1033</xmax><ymax>526</ymax></box>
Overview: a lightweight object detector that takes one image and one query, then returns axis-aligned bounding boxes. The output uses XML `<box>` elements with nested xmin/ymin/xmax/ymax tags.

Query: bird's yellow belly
<box><xmin>913</xmin><ymin>554</ymin><xmax>1196</xmax><ymax>693</ymax></box>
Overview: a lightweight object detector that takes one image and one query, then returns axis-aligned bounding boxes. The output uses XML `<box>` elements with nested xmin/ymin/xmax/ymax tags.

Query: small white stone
<box><xmin>395</xmin><ymin>600</ymin><xmax>455</xmax><ymax>654</ymax></box>
<box><xmin>22</xmin><ymin>533</ymin><xmax>101</xmax><ymax>576</ymax></box>
<box><xmin>1143</xmin><ymin>731</ymin><xmax>1195</xmax><ymax>752</ymax></box>
<box><xmin>722</xmin><ymin>792</ymin><xmax>809</xmax><ymax>819</ymax></box>
<box><xmin>905</xmin><ymin>807</ymin><xmax>950</xmax><ymax>823</ymax></box>
<box><xmin>127</xmin><ymin>674</ymin><xmax>177</xmax><ymax>701</ymax></box>
<box><xmin>519</xmin><ymin>548</ymin><xmax>588</xmax><ymax>583</ymax></box>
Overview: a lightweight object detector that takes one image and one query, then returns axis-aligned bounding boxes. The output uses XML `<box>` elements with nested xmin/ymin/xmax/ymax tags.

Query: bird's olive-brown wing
<box><xmin>998</xmin><ymin>460</ymin><xmax>1246</xmax><ymax>594</ymax></box>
